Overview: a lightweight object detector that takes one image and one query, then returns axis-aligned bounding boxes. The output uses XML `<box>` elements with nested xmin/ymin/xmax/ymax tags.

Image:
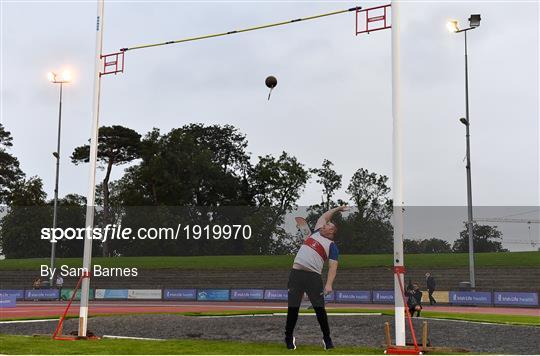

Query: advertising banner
<box><xmin>335</xmin><ymin>290</ymin><xmax>371</xmax><ymax>303</ymax></box>
<box><xmin>163</xmin><ymin>289</ymin><xmax>197</xmax><ymax>300</ymax></box>
<box><xmin>0</xmin><ymin>294</ymin><xmax>16</xmax><ymax>308</ymax></box>
<box><xmin>24</xmin><ymin>289</ymin><xmax>59</xmax><ymax>300</ymax></box>
<box><xmin>449</xmin><ymin>291</ymin><xmax>492</xmax><ymax>305</ymax></box>
<box><xmin>372</xmin><ymin>290</ymin><xmax>394</xmax><ymax>303</ymax></box>
<box><xmin>0</xmin><ymin>290</ymin><xmax>24</xmax><ymax>300</ymax></box>
<box><xmin>128</xmin><ymin>289</ymin><xmax>162</xmax><ymax>300</ymax></box>
<box><xmin>494</xmin><ymin>291</ymin><xmax>538</xmax><ymax>306</ymax></box>
<box><xmin>324</xmin><ymin>292</ymin><xmax>335</xmax><ymax>302</ymax></box>
<box><xmin>264</xmin><ymin>289</ymin><xmax>288</xmax><ymax>301</ymax></box>
<box><xmin>95</xmin><ymin>289</ymin><xmax>129</xmax><ymax>299</ymax></box>
<box><xmin>230</xmin><ymin>289</ymin><xmax>264</xmax><ymax>300</ymax></box>
<box><xmin>60</xmin><ymin>288</ymin><xmax>94</xmax><ymax>301</ymax></box>
<box><xmin>197</xmin><ymin>289</ymin><xmax>230</xmax><ymax>301</ymax></box>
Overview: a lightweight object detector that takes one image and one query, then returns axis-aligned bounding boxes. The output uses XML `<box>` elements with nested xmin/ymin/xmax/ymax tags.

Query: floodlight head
<box><xmin>61</xmin><ymin>70</ymin><xmax>72</xmax><ymax>82</ymax></box>
<box><xmin>469</xmin><ymin>14</ymin><xmax>481</xmax><ymax>28</ymax></box>
<box><xmin>47</xmin><ymin>72</ymin><xmax>56</xmax><ymax>82</ymax></box>
<box><xmin>447</xmin><ymin>20</ymin><xmax>459</xmax><ymax>33</ymax></box>
<box><xmin>460</xmin><ymin>118</ymin><xmax>469</xmax><ymax>126</ymax></box>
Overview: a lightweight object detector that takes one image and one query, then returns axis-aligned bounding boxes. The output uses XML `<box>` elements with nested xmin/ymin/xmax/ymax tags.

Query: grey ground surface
<box><xmin>2</xmin><ymin>314</ymin><xmax>539</xmax><ymax>354</ymax></box>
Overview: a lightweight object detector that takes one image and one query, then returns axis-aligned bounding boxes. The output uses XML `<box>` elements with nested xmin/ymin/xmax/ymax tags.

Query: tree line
<box><xmin>0</xmin><ymin>123</ymin><xmax>507</xmax><ymax>258</ymax></box>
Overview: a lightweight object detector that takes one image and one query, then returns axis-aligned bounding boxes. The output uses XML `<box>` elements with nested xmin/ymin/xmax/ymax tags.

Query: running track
<box><xmin>1</xmin><ymin>301</ymin><xmax>538</xmax><ymax>320</ymax></box>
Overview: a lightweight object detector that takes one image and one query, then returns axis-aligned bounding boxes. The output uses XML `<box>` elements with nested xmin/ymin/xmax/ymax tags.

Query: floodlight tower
<box><xmin>448</xmin><ymin>14</ymin><xmax>481</xmax><ymax>289</ymax></box>
<box><xmin>47</xmin><ymin>70</ymin><xmax>71</xmax><ymax>285</ymax></box>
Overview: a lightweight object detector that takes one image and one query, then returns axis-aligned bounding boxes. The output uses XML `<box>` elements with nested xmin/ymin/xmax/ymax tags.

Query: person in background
<box><xmin>55</xmin><ymin>275</ymin><xmax>64</xmax><ymax>289</ymax></box>
<box><xmin>406</xmin><ymin>277</ymin><xmax>413</xmax><ymax>293</ymax></box>
<box><xmin>407</xmin><ymin>283</ymin><xmax>423</xmax><ymax>317</ymax></box>
<box><xmin>31</xmin><ymin>277</ymin><xmax>42</xmax><ymax>301</ymax></box>
<box><xmin>425</xmin><ymin>272</ymin><xmax>436</xmax><ymax>305</ymax></box>
<box><xmin>32</xmin><ymin>277</ymin><xmax>42</xmax><ymax>289</ymax></box>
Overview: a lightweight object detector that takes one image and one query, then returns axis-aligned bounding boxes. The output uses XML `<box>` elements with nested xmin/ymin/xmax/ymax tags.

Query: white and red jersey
<box><xmin>293</xmin><ymin>230</ymin><xmax>339</xmax><ymax>274</ymax></box>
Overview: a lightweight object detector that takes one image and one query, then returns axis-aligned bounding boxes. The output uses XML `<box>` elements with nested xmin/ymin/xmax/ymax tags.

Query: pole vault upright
<box><xmin>391</xmin><ymin>0</ymin><xmax>406</xmax><ymax>347</ymax></box>
<box><xmin>79</xmin><ymin>0</ymin><xmax>104</xmax><ymax>337</ymax></box>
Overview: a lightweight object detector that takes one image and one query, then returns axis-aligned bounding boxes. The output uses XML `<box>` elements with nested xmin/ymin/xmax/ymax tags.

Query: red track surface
<box><xmin>1</xmin><ymin>301</ymin><xmax>538</xmax><ymax>320</ymax></box>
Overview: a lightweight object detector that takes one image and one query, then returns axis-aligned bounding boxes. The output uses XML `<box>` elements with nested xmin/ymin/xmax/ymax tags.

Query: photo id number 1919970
<box><xmin>183</xmin><ymin>224</ymin><xmax>252</xmax><ymax>240</ymax></box>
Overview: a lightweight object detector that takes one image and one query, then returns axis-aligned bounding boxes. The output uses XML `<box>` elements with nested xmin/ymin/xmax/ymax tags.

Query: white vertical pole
<box><xmin>391</xmin><ymin>0</ymin><xmax>406</xmax><ymax>346</ymax></box>
<box><xmin>78</xmin><ymin>0</ymin><xmax>104</xmax><ymax>337</ymax></box>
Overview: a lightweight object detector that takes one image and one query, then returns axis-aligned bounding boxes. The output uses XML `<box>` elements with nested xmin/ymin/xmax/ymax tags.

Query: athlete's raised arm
<box><xmin>314</xmin><ymin>205</ymin><xmax>348</xmax><ymax>230</ymax></box>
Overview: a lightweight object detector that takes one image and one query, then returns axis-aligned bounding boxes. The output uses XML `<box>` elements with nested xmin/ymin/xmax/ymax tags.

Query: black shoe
<box><xmin>323</xmin><ymin>336</ymin><xmax>334</xmax><ymax>350</ymax></box>
<box><xmin>285</xmin><ymin>336</ymin><xmax>296</xmax><ymax>350</ymax></box>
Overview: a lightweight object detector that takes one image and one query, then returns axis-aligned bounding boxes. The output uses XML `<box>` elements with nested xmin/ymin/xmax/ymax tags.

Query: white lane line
<box><xmin>102</xmin><ymin>335</ymin><xmax>165</xmax><ymax>341</ymax></box>
<box><xmin>420</xmin><ymin>317</ymin><xmax>540</xmax><ymax>327</ymax></box>
<box><xmin>0</xmin><ymin>318</ymin><xmax>58</xmax><ymax>324</ymax></box>
<box><xmin>273</xmin><ymin>312</ymin><xmax>382</xmax><ymax>316</ymax></box>
<box><xmin>195</xmin><ymin>312</ymin><xmax>382</xmax><ymax>318</ymax></box>
<box><xmin>196</xmin><ymin>314</ymin><xmax>276</xmax><ymax>318</ymax></box>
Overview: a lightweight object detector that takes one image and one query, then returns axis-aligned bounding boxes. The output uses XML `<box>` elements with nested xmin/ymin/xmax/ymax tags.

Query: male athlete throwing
<box><xmin>285</xmin><ymin>205</ymin><xmax>348</xmax><ymax>350</ymax></box>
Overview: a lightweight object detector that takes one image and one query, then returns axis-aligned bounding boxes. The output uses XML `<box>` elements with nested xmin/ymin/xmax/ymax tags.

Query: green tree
<box><xmin>54</xmin><ymin>194</ymin><xmax>88</xmax><ymax>258</ymax></box>
<box><xmin>111</xmin><ymin>124</ymin><xmax>253</xmax><ymax>256</ymax></box>
<box><xmin>251</xmin><ymin>152</ymin><xmax>309</xmax><ymax>214</ymax></box>
<box><xmin>311</xmin><ymin>159</ymin><xmax>342</xmax><ymax>211</ymax></box>
<box><xmin>347</xmin><ymin>168</ymin><xmax>392</xmax><ymax>221</ymax></box>
<box><xmin>117</xmin><ymin>124</ymin><xmax>250</xmax><ymax>207</ymax></box>
<box><xmin>71</xmin><ymin>125</ymin><xmax>141</xmax><ymax>256</ymax></box>
<box><xmin>0</xmin><ymin>177</ymin><xmax>49</xmax><ymax>258</ymax></box>
<box><xmin>112</xmin><ymin>125</ymin><xmax>309</xmax><ymax>256</ymax></box>
<box><xmin>0</xmin><ymin>124</ymin><xmax>24</xmax><ymax>203</ymax></box>
<box><xmin>335</xmin><ymin>168</ymin><xmax>393</xmax><ymax>254</ymax></box>
<box><xmin>452</xmin><ymin>224</ymin><xmax>508</xmax><ymax>253</ymax></box>
<box><xmin>404</xmin><ymin>239</ymin><xmax>422</xmax><ymax>254</ymax></box>
<box><xmin>404</xmin><ymin>238</ymin><xmax>452</xmax><ymax>254</ymax></box>
<box><xmin>249</xmin><ymin>152</ymin><xmax>310</xmax><ymax>254</ymax></box>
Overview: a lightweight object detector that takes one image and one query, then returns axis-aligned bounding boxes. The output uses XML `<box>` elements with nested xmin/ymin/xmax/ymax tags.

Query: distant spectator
<box><xmin>425</xmin><ymin>272</ymin><xmax>436</xmax><ymax>305</ymax></box>
<box><xmin>406</xmin><ymin>277</ymin><xmax>413</xmax><ymax>293</ymax></box>
<box><xmin>55</xmin><ymin>275</ymin><xmax>64</xmax><ymax>289</ymax></box>
<box><xmin>32</xmin><ymin>277</ymin><xmax>42</xmax><ymax>289</ymax></box>
<box><xmin>41</xmin><ymin>279</ymin><xmax>50</xmax><ymax>289</ymax></box>
<box><xmin>407</xmin><ymin>283</ymin><xmax>422</xmax><ymax>317</ymax></box>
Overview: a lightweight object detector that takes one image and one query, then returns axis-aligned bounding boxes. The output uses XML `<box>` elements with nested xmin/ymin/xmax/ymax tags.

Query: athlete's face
<box><xmin>320</xmin><ymin>222</ymin><xmax>337</xmax><ymax>239</ymax></box>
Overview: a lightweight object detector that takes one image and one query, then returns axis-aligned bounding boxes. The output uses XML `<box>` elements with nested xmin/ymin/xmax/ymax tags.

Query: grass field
<box><xmin>0</xmin><ymin>335</ymin><xmax>382</xmax><ymax>355</ymax></box>
<box><xmin>1</xmin><ymin>310</ymin><xmax>536</xmax><ymax>354</ymax></box>
<box><xmin>0</xmin><ymin>251</ymin><xmax>538</xmax><ymax>270</ymax></box>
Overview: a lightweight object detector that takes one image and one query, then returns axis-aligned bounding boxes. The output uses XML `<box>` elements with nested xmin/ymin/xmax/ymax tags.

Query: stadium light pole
<box><xmin>79</xmin><ymin>0</ymin><xmax>104</xmax><ymax>337</ymax></box>
<box><xmin>448</xmin><ymin>14</ymin><xmax>481</xmax><ymax>289</ymax></box>
<box><xmin>47</xmin><ymin>70</ymin><xmax>71</xmax><ymax>285</ymax></box>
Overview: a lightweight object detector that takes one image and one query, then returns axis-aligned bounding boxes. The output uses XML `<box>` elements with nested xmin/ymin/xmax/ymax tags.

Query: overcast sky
<box><xmin>1</xmin><ymin>2</ymin><xmax>538</xmax><ymax>217</ymax></box>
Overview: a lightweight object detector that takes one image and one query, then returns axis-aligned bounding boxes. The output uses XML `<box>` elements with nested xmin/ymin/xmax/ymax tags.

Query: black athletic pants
<box><xmin>428</xmin><ymin>289</ymin><xmax>436</xmax><ymax>305</ymax></box>
<box><xmin>285</xmin><ymin>269</ymin><xmax>330</xmax><ymax>338</ymax></box>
